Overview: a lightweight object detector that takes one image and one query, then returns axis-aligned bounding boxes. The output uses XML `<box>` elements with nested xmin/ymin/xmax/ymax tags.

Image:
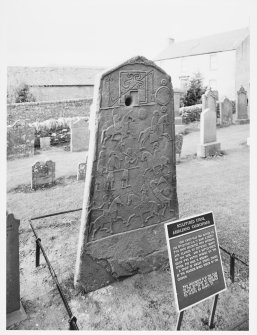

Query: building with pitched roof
<box><xmin>7</xmin><ymin>66</ymin><xmax>105</xmax><ymax>102</ymax></box>
<box><xmin>155</xmin><ymin>28</ymin><xmax>249</xmax><ymax>100</ymax></box>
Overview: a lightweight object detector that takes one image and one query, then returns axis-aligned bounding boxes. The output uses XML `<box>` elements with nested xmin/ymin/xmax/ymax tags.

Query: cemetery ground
<box><xmin>7</xmin><ymin>123</ymin><xmax>249</xmax><ymax>330</ymax></box>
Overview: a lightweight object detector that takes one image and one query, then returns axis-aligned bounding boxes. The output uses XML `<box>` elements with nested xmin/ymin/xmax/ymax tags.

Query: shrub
<box><xmin>180</xmin><ymin>104</ymin><xmax>202</xmax><ymax>124</ymax></box>
<box><xmin>14</xmin><ymin>83</ymin><xmax>36</xmax><ymax>103</ymax></box>
<box><xmin>181</xmin><ymin>72</ymin><xmax>207</xmax><ymax>107</ymax></box>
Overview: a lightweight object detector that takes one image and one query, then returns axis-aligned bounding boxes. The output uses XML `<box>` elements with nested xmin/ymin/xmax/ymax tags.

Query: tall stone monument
<box><xmin>235</xmin><ymin>86</ymin><xmax>249</xmax><ymax>124</ymax></box>
<box><xmin>6</xmin><ymin>213</ymin><xmax>27</xmax><ymax>328</ymax></box>
<box><xmin>220</xmin><ymin>97</ymin><xmax>233</xmax><ymax>127</ymax></box>
<box><xmin>75</xmin><ymin>56</ymin><xmax>179</xmax><ymax>292</ymax></box>
<box><xmin>197</xmin><ymin>108</ymin><xmax>221</xmax><ymax>158</ymax></box>
<box><xmin>70</xmin><ymin>117</ymin><xmax>90</xmax><ymax>152</ymax></box>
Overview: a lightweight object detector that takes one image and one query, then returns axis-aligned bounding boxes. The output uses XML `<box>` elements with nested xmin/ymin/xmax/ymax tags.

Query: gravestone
<box><xmin>197</xmin><ymin>108</ymin><xmax>221</xmax><ymax>157</ymax></box>
<box><xmin>74</xmin><ymin>56</ymin><xmax>179</xmax><ymax>293</ymax></box>
<box><xmin>174</xmin><ymin>88</ymin><xmax>183</xmax><ymax>125</ymax></box>
<box><xmin>31</xmin><ymin>160</ymin><xmax>55</xmax><ymax>189</ymax></box>
<box><xmin>219</xmin><ymin>97</ymin><xmax>233</xmax><ymax>127</ymax></box>
<box><xmin>175</xmin><ymin>134</ymin><xmax>183</xmax><ymax>159</ymax></box>
<box><xmin>70</xmin><ymin>118</ymin><xmax>89</xmax><ymax>152</ymax></box>
<box><xmin>77</xmin><ymin>159</ymin><xmax>87</xmax><ymax>181</ymax></box>
<box><xmin>235</xmin><ymin>86</ymin><xmax>249</xmax><ymax>124</ymax></box>
<box><xmin>7</xmin><ymin>120</ymin><xmax>34</xmax><ymax>160</ymax></box>
<box><xmin>6</xmin><ymin>213</ymin><xmax>27</xmax><ymax>327</ymax></box>
<box><xmin>40</xmin><ymin>137</ymin><xmax>51</xmax><ymax>150</ymax></box>
<box><xmin>202</xmin><ymin>88</ymin><xmax>217</xmax><ymax>113</ymax></box>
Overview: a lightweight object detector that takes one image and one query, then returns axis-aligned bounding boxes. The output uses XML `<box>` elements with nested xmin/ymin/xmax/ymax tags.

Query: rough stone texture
<box><xmin>175</xmin><ymin>134</ymin><xmax>183</xmax><ymax>157</ymax></box>
<box><xmin>7</xmin><ymin>120</ymin><xmax>35</xmax><ymax>160</ymax></box>
<box><xmin>75</xmin><ymin>56</ymin><xmax>179</xmax><ymax>293</ymax></box>
<box><xmin>7</xmin><ymin>98</ymin><xmax>92</xmax><ymax>125</ymax></box>
<box><xmin>220</xmin><ymin>97</ymin><xmax>233</xmax><ymax>127</ymax></box>
<box><xmin>236</xmin><ymin>86</ymin><xmax>249</xmax><ymax>122</ymax></box>
<box><xmin>40</xmin><ymin>137</ymin><xmax>51</xmax><ymax>150</ymax></box>
<box><xmin>77</xmin><ymin>161</ymin><xmax>87</xmax><ymax>181</ymax></box>
<box><xmin>202</xmin><ymin>88</ymin><xmax>217</xmax><ymax>114</ymax></box>
<box><xmin>197</xmin><ymin>108</ymin><xmax>220</xmax><ymax>158</ymax></box>
<box><xmin>70</xmin><ymin>117</ymin><xmax>89</xmax><ymax>152</ymax></box>
<box><xmin>31</xmin><ymin>160</ymin><xmax>55</xmax><ymax>190</ymax></box>
<box><xmin>6</xmin><ymin>213</ymin><xmax>27</xmax><ymax>327</ymax></box>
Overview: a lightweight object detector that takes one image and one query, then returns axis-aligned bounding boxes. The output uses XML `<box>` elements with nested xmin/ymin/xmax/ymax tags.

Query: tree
<box><xmin>181</xmin><ymin>72</ymin><xmax>207</xmax><ymax>107</ymax></box>
<box><xmin>14</xmin><ymin>83</ymin><xmax>36</xmax><ymax>103</ymax></box>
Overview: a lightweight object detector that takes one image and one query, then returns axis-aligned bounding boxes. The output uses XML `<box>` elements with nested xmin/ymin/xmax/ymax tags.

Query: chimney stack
<box><xmin>168</xmin><ymin>38</ymin><xmax>175</xmax><ymax>46</ymax></box>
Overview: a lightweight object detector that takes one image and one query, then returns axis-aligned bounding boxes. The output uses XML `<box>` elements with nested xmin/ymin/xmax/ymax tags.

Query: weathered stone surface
<box><xmin>202</xmin><ymin>88</ymin><xmax>217</xmax><ymax>114</ymax></box>
<box><xmin>200</xmin><ymin>108</ymin><xmax>217</xmax><ymax>144</ymax></box>
<box><xmin>220</xmin><ymin>97</ymin><xmax>233</xmax><ymax>127</ymax></box>
<box><xmin>70</xmin><ymin>117</ymin><xmax>89</xmax><ymax>152</ymax></box>
<box><xmin>7</xmin><ymin>120</ymin><xmax>34</xmax><ymax>160</ymax></box>
<box><xmin>75</xmin><ymin>56</ymin><xmax>179</xmax><ymax>292</ymax></box>
<box><xmin>236</xmin><ymin>86</ymin><xmax>248</xmax><ymax>121</ymax></box>
<box><xmin>197</xmin><ymin>108</ymin><xmax>220</xmax><ymax>158</ymax></box>
<box><xmin>31</xmin><ymin>160</ymin><xmax>55</xmax><ymax>189</ymax></box>
<box><xmin>6</xmin><ymin>212</ymin><xmax>27</xmax><ymax>327</ymax></box>
<box><xmin>175</xmin><ymin>134</ymin><xmax>183</xmax><ymax>157</ymax></box>
<box><xmin>77</xmin><ymin>160</ymin><xmax>87</xmax><ymax>181</ymax></box>
<box><xmin>40</xmin><ymin>137</ymin><xmax>51</xmax><ymax>150</ymax></box>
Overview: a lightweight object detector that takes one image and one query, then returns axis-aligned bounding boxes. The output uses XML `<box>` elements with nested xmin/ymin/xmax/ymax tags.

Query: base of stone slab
<box><xmin>74</xmin><ymin>219</ymin><xmax>178</xmax><ymax>293</ymax></box>
<box><xmin>175</xmin><ymin>125</ymin><xmax>186</xmax><ymax>134</ymax></box>
<box><xmin>235</xmin><ymin>119</ymin><xmax>249</xmax><ymax>125</ymax></box>
<box><xmin>175</xmin><ymin>117</ymin><xmax>183</xmax><ymax>125</ymax></box>
<box><xmin>6</xmin><ymin>302</ymin><xmax>27</xmax><ymax>328</ymax></box>
<box><xmin>197</xmin><ymin>142</ymin><xmax>221</xmax><ymax>158</ymax></box>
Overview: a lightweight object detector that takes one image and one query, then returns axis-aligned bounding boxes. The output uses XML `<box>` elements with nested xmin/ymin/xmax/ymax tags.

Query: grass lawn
<box><xmin>6</xmin><ymin>124</ymin><xmax>249</xmax><ymax>330</ymax></box>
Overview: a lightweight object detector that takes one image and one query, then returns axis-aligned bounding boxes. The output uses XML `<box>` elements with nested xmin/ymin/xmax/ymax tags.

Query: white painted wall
<box><xmin>156</xmin><ymin>50</ymin><xmax>236</xmax><ymax>100</ymax></box>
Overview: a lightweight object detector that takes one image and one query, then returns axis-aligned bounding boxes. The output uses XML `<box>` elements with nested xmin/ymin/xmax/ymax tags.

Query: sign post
<box><xmin>164</xmin><ymin>212</ymin><xmax>226</xmax><ymax>329</ymax></box>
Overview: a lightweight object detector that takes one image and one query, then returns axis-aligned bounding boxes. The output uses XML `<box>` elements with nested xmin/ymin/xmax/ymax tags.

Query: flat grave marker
<box><xmin>165</xmin><ymin>212</ymin><xmax>226</xmax><ymax>312</ymax></box>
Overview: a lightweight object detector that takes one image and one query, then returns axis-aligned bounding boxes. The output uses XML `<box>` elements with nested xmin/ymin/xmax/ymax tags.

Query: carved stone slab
<box><xmin>6</xmin><ymin>212</ymin><xmax>27</xmax><ymax>327</ymax></box>
<box><xmin>77</xmin><ymin>160</ymin><xmax>87</xmax><ymax>181</ymax></box>
<box><xmin>75</xmin><ymin>56</ymin><xmax>179</xmax><ymax>292</ymax></box>
<box><xmin>220</xmin><ymin>97</ymin><xmax>233</xmax><ymax>127</ymax></box>
<box><xmin>70</xmin><ymin>117</ymin><xmax>90</xmax><ymax>152</ymax></box>
<box><xmin>31</xmin><ymin>160</ymin><xmax>55</xmax><ymax>190</ymax></box>
<box><xmin>236</xmin><ymin>86</ymin><xmax>248</xmax><ymax>121</ymax></box>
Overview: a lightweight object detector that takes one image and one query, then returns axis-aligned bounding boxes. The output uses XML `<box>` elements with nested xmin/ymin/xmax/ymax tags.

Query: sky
<box><xmin>4</xmin><ymin>0</ymin><xmax>251</xmax><ymax>68</ymax></box>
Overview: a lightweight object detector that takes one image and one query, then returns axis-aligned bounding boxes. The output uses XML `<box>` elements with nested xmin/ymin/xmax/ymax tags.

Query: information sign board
<box><xmin>165</xmin><ymin>212</ymin><xmax>226</xmax><ymax>311</ymax></box>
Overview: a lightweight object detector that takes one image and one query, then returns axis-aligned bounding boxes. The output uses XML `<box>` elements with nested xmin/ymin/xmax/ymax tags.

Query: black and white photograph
<box><xmin>1</xmin><ymin>0</ymin><xmax>256</xmax><ymax>332</ymax></box>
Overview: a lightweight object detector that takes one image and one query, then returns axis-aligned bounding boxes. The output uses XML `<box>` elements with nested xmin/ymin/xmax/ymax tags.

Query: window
<box><xmin>209</xmin><ymin>79</ymin><xmax>217</xmax><ymax>90</ymax></box>
<box><xmin>210</xmin><ymin>54</ymin><xmax>218</xmax><ymax>70</ymax></box>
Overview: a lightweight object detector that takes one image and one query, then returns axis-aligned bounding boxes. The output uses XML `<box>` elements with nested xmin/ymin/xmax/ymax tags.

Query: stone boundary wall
<box><xmin>7</xmin><ymin>98</ymin><xmax>93</xmax><ymax>125</ymax></box>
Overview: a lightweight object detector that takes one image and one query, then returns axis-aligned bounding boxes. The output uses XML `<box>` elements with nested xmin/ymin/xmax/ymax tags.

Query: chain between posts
<box><xmin>29</xmin><ymin>220</ymin><xmax>79</xmax><ymax>330</ymax></box>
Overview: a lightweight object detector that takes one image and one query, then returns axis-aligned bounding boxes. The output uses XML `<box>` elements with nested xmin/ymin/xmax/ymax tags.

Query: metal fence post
<box><xmin>36</xmin><ymin>238</ymin><xmax>41</xmax><ymax>267</ymax></box>
<box><xmin>230</xmin><ymin>253</ymin><xmax>235</xmax><ymax>283</ymax></box>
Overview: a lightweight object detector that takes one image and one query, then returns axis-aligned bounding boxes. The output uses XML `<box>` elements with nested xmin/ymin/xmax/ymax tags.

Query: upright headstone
<box><xmin>31</xmin><ymin>160</ymin><xmax>55</xmax><ymax>189</ymax></box>
<box><xmin>75</xmin><ymin>56</ymin><xmax>179</xmax><ymax>293</ymax></box>
<box><xmin>6</xmin><ymin>213</ymin><xmax>27</xmax><ymax>327</ymax></box>
<box><xmin>235</xmin><ymin>86</ymin><xmax>249</xmax><ymax>124</ymax></box>
<box><xmin>219</xmin><ymin>97</ymin><xmax>233</xmax><ymax>127</ymax></box>
<box><xmin>40</xmin><ymin>137</ymin><xmax>51</xmax><ymax>150</ymax></box>
<box><xmin>175</xmin><ymin>134</ymin><xmax>183</xmax><ymax>160</ymax></box>
<box><xmin>77</xmin><ymin>159</ymin><xmax>87</xmax><ymax>181</ymax></box>
<box><xmin>202</xmin><ymin>88</ymin><xmax>217</xmax><ymax>113</ymax></box>
<box><xmin>70</xmin><ymin>118</ymin><xmax>89</xmax><ymax>152</ymax></box>
<box><xmin>7</xmin><ymin>120</ymin><xmax>34</xmax><ymax>160</ymax></box>
<box><xmin>197</xmin><ymin>108</ymin><xmax>221</xmax><ymax>158</ymax></box>
<box><xmin>174</xmin><ymin>88</ymin><xmax>183</xmax><ymax>125</ymax></box>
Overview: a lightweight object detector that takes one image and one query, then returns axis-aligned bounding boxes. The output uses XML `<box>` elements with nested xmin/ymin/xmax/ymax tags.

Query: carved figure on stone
<box><xmin>149</xmin><ymin>178</ymin><xmax>173</xmax><ymax>216</ymax></box>
<box><xmin>90</xmin><ymin>195</ymin><xmax>125</xmax><ymax>239</ymax></box>
<box><xmin>121</xmin><ymin>148</ymin><xmax>138</xmax><ymax>189</ymax></box>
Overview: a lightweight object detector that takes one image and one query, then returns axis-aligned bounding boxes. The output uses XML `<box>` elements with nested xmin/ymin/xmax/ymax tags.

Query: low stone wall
<box><xmin>7</xmin><ymin>121</ymin><xmax>34</xmax><ymax>160</ymax></box>
<box><xmin>7</xmin><ymin>98</ymin><xmax>93</xmax><ymax>125</ymax></box>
